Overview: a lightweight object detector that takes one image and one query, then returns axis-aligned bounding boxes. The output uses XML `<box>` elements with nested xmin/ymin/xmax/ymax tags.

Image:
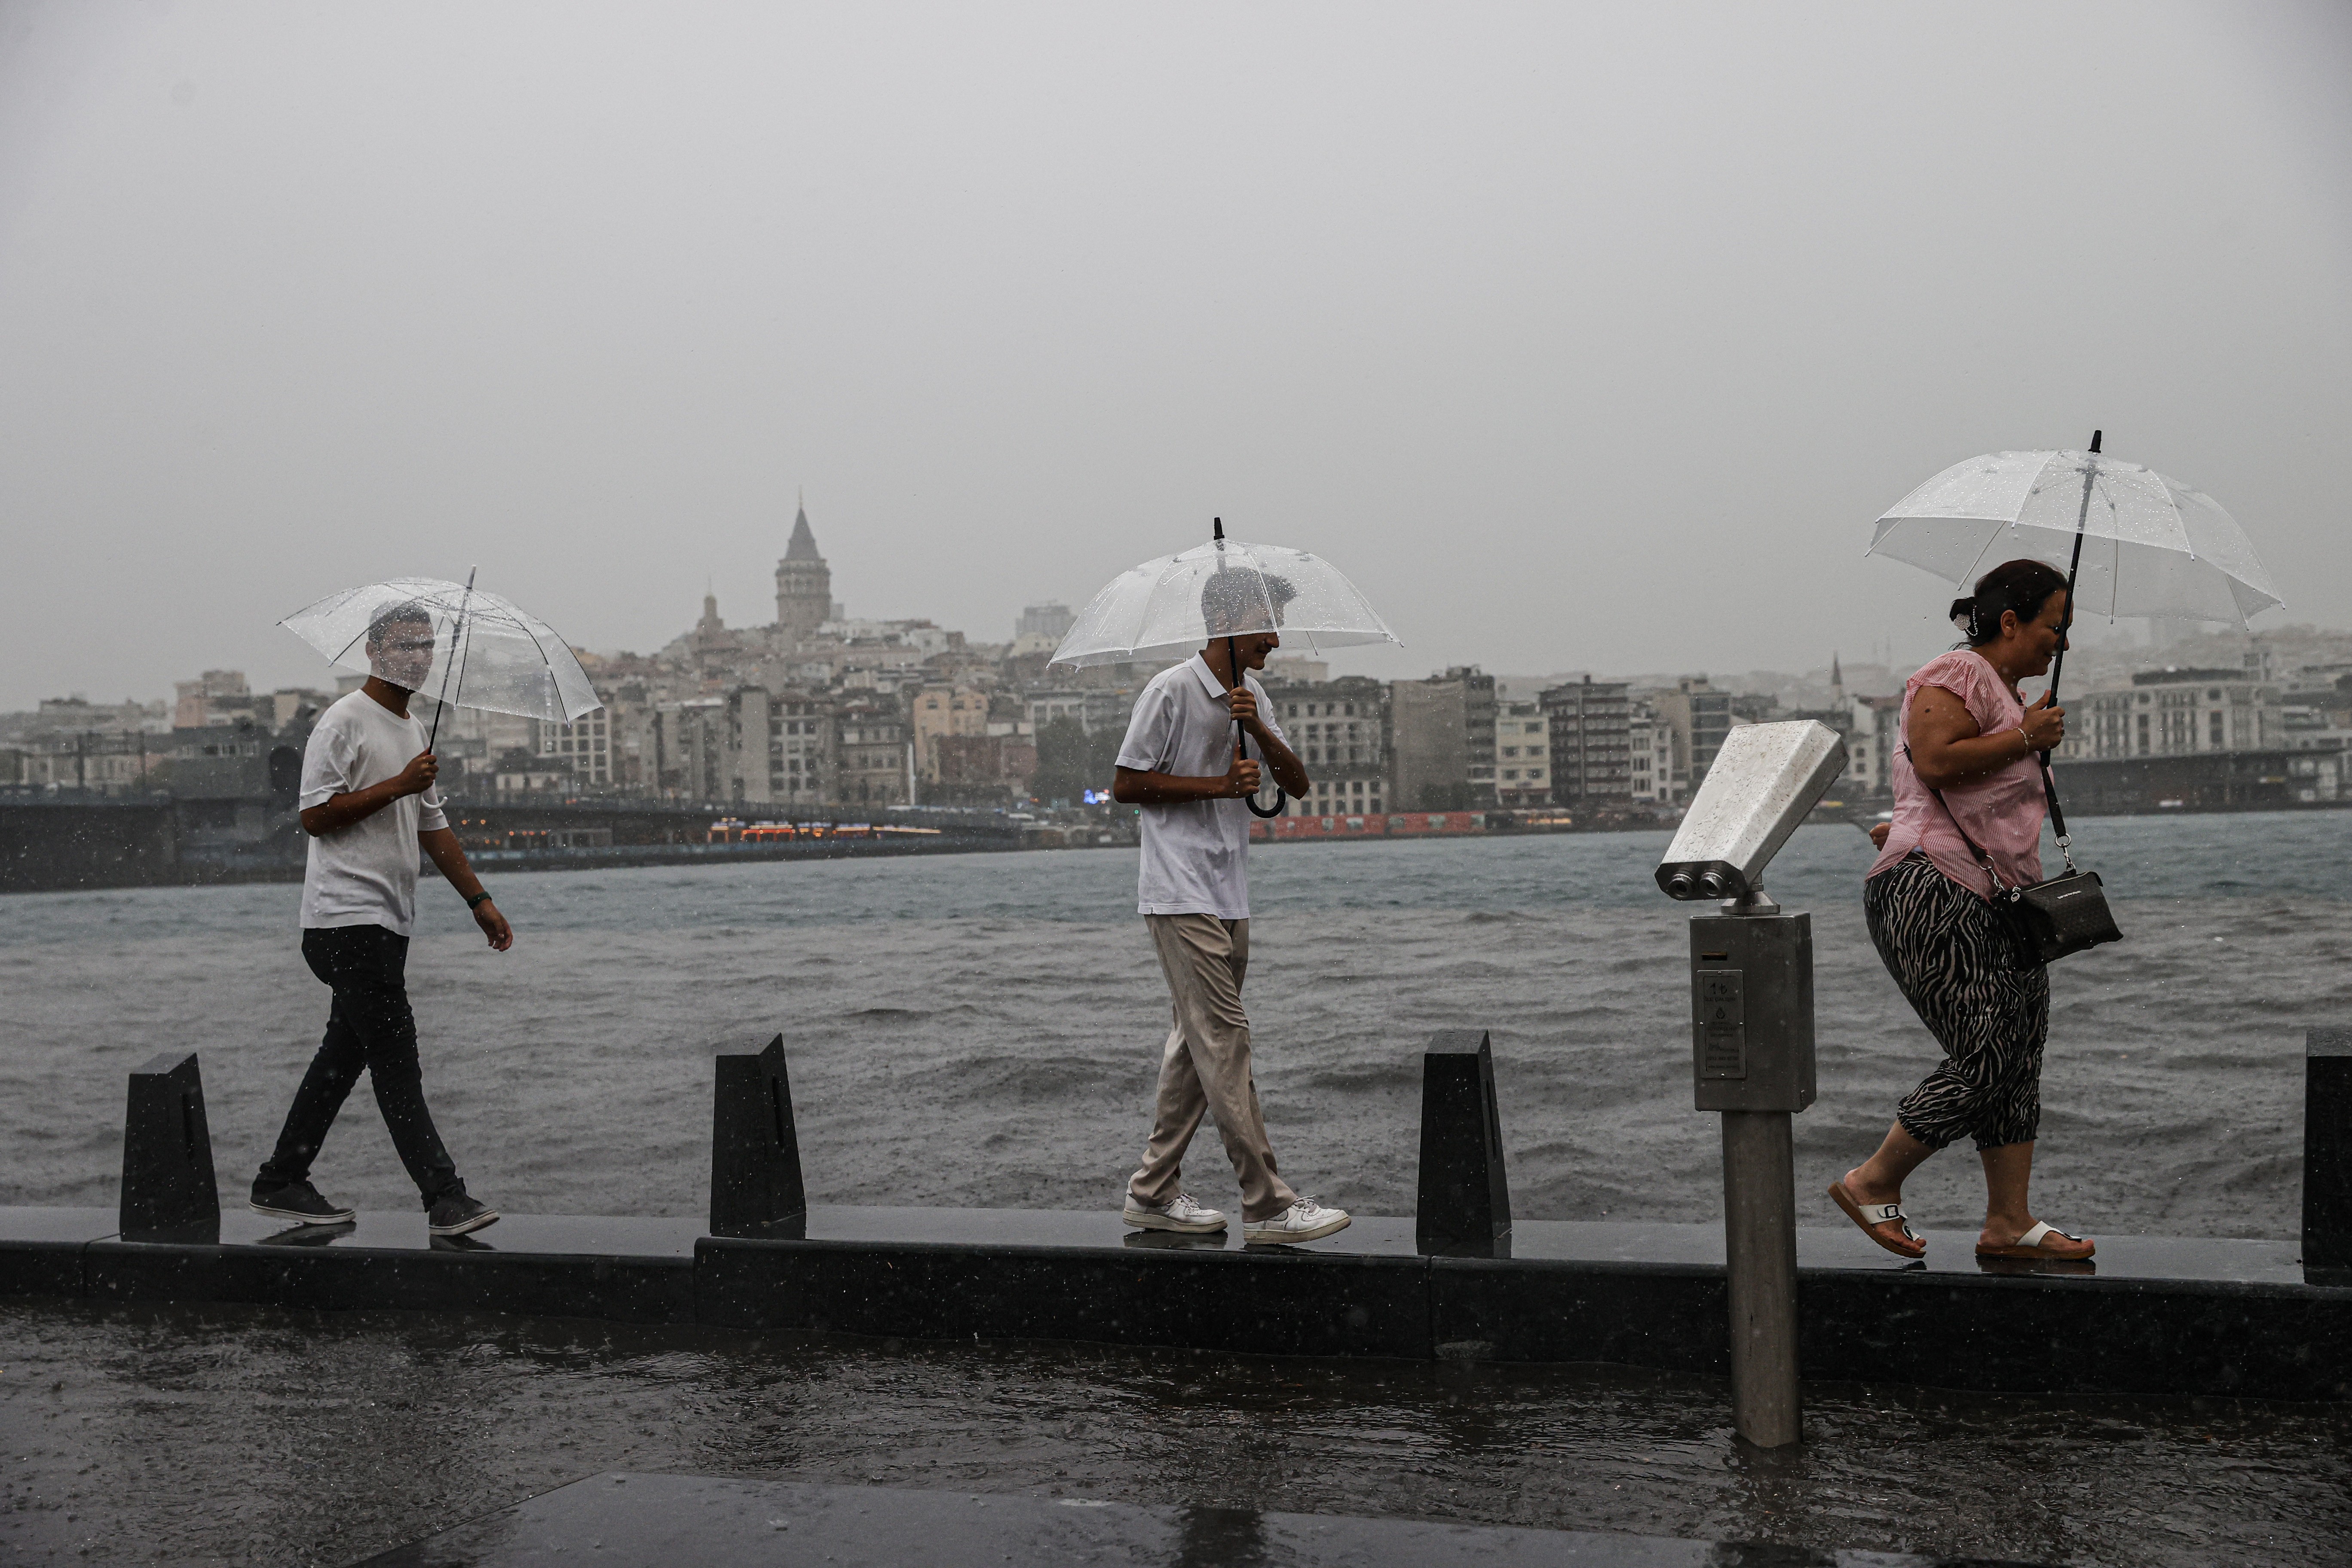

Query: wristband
<box><xmin>465</xmin><ymin>890</ymin><xmax>493</xmax><ymax>909</ymax></box>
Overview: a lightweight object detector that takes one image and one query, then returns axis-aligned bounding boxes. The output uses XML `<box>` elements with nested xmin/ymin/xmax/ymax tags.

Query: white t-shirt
<box><xmin>1116</xmin><ymin>655</ymin><xmax>1287</xmax><ymax>920</ymax></box>
<box><xmin>297</xmin><ymin>690</ymin><xmax>450</xmax><ymax>935</ymax></box>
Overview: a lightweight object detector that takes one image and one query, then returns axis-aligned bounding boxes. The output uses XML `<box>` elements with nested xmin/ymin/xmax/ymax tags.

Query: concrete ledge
<box><xmin>6</xmin><ymin>1205</ymin><xmax>2346</xmax><ymax>1402</ymax></box>
<box><xmin>1430</xmin><ymin>1256</ymin><xmax>1727</xmax><ymax>1374</ymax></box>
<box><xmin>698</xmin><ymin>1235</ymin><xmax>1431</xmax><ymax>1359</ymax></box>
<box><xmin>1798</xmin><ymin>1267</ymin><xmax>2351</xmax><ymax>1401</ymax></box>
<box><xmin>0</xmin><ymin>1208</ymin><xmax>112</xmax><ymax>1299</ymax></box>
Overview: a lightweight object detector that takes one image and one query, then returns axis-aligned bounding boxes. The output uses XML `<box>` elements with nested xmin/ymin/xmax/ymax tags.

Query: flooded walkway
<box><xmin>4</xmin><ymin>1297</ymin><xmax>2347</xmax><ymax>1567</ymax></box>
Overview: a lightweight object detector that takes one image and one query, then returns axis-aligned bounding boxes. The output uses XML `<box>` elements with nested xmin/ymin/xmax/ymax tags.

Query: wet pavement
<box><xmin>3</xmin><ymin>1296</ymin><xmax>2348</xmax><ymax>1568</ymax></box>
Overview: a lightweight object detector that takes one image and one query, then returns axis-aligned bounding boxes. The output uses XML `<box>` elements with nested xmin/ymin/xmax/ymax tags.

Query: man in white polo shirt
<box><xmin>249</xmin><ymin>599</ymin><xmax>509</xmax><ymax>1238</ymax></box>
<box><xmin>1112</xmin><ymin>567</ymin><xmax>1351</xmax><ymax>1244</ymax></box>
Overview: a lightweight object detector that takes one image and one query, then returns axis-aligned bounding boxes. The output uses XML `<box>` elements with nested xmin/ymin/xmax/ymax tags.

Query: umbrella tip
<box><xmin>1212</xmin><ymin>516</ymin><xmax>1224</xmax><ymax>541</ymax></box>
<box><xmin>2089</xmin><ymin>429</ymin><xmax>2102</xmax><ymax>454</ymax></box>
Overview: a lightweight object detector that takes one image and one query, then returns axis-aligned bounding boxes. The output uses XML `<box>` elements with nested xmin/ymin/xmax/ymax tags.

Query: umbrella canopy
<box><xmin>1050</xmin><ymin>535</ymin><xmax>1399</xmax><ymax>669</ymax></box>
<box><xmin>279</xmin><ymin>576</ymin><xmax>602</xmax><ymax>724</ymax></box>
<box><xmin>1865</xmin><ymin>448</ymin><xmax>2280</xmax><ymax>627</ymax></box>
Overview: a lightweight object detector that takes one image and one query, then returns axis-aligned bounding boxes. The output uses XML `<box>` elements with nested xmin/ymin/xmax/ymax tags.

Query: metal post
<box><xmin>1690</xmin><ymin>899</ymin><xmax>1813</xmax><ymax>1449</ymax></box>
<box><xmin>1656</xmin><ymin>721</ymin><xmax>1842</xmax><ymax>1450</ymax></box>
<box><xmin>1721</xmin><ymin>1108</ymin><xmax>1800</xmax><ymax>1446</ymax></box>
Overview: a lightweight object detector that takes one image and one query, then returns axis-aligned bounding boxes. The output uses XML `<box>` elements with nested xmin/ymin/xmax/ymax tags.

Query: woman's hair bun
<box><xmin>1951</xmin><ymin>561</ymin><xmax>2068</xmax><ymax>647</ymax></box>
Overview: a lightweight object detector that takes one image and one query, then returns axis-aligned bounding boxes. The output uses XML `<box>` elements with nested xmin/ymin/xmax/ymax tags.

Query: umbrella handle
<box><xmin>1239</xmin><ymin>729</ymin><xmax>1288</xmax><ymax>818</ymax></box>
<box><xmin>1226</xmin><ymin>631</ymin><xmax>1288</xmax><ymax>818</ymax></box>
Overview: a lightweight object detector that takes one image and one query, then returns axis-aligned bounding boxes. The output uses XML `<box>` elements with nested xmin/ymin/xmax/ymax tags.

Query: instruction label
<box><xmin>1697</xmin><ymin>969</ymin><xmax>1746</xmax><ymax>1079</ymax></box>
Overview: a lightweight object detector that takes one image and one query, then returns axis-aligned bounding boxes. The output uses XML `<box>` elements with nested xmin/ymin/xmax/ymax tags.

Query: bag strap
<box><xmin>2034</xmin><ymin>750</ymin><xmax>2079</xmax><ymax>874</ymax></box>
<box><xmin>1905</xmin><ymin>744</ymin><xmax>2011</xmax><ymax>898</ymax></box>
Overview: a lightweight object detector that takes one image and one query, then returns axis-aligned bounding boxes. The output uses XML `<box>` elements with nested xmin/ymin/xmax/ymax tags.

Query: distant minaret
<box><xmin>773</xmin><ymin>493</ymin><xmax>833</xmax><ymax>644</ymax></box>
<box><xmin>695</xmin><ymin>585</ymin><xmax>726</xmax><ymax>651</ymax></box>
<box><xmin>1830</xmin><ymin>652</ymin><xmax>1845</xmax><ymax>706</ymax></box>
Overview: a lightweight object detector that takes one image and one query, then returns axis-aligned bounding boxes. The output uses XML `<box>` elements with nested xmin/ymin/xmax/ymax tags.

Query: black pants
<box><xmin>258</xmin><ymin>925</ymin><xmax>462</xmax><ymax>1207</ymax></box>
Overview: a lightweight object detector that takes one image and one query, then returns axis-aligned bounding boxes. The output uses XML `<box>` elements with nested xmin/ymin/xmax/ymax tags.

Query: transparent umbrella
<box><xmin>1050</xmin><ymin>525</ymin><xmax>1398</xmax><ymax>669</ymax></box>
<box><xmin>279</xmin><ymin>571</ymin><xmax>602</xmax><ymax>749</ymax></box>
<box><xmin>1867</xmin><ymin>431</ymin><xmax>2278</xmax><ymax>888</ymax></box>
<box><xmin>1867</xmin><ymin>436</ymin><xmax>2282</xmax><ymax>643</ymax></box>
<box><xmin>1052</xmin><ymin>520</ymin><xmax>1399</xmax><ymax>816</ymax></box>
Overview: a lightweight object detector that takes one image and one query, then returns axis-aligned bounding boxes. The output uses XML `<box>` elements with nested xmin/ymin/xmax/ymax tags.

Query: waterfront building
<box><xmin>4</xmin><ymin>732</ymin><xmax>163</xmax><ymax>794</ymax></box>
<box><xmin>651</xmin><ymin>698</ymin><xmax>731</xmax><ymax>801</ymax></box>
<box><xmin>2061</xmin><ymin>667</ymin><xmax>2284</xmax><ymax>761</ymax></box>
<box><xmin>5</xmin><ymin>696</ymin><xmax>168</xmax><ymax>740</ymax></box>
<box><xmin>1264</xmin><ymin>674</ymin><xmax>1390</xmax><ymax>817</ymax></box>
<box><xmin>735</xmin><ymin>688</ymin><xmax>832</xmax><ymax>806</ymax></box>
<box><xmin>2283</xmin><ymin>668</ymin><xmax>2352</xmax><ymax>745</ymax></box>
<box><xmin>173</xmin><ymin>670</ymin><xmax>257</xmax><ymax>729</ymax></box>
<box><xmin>1010</xmin><ymin>603</ymin><xmax>1076</xmax><ymax>658</ymax></box>
<box><xmin>835</xmin><ymin>703</ymin><xmax>912</xmax><ymax>806</ymax></box>
<box><xmin>1490</xmin><ymin>681</ymin><xmax>1552</xmax><ymax>808</ymax></box>
<box><xmin>1389</xmin><ymin>677</ymin><xmax>1462</xmax><ymax>812</ymax></box>
<box><xmin>908</xmin><ymin>682</ymin><xmax>989</xmax><ymax>785</ymax></box>
<box><xmin>1389</xmin><ymin>666</ymin><xmax>1494</xmax><ymax>812</ymax></box>
<box><xmin>534</xmin><ymin>710</ymin><xmax>613</xmax><ymax>789</ymax></box>
<box><xmin>1541</xmin><ymin>676</ymin><xmax>1632</xmax><ymax>807</ymax></box>
<box><xmin>1648</xmin><ymin>677</ymin><xmax>1733</xmax><ymax>791</ymax></box>
<box><xmin>1843</xmin><ymin>693</ymin><xmax>1904</xmax><ymax>797</ymax></box>
<box><xmin>1628</xmin><ymin>700</ymin><xmax>1681</xmax><ymax>804</ymax></box>
<box><xmin>1023</xmin><ymin>686</ymin><xmax>1136</xmax><ymax>737</ymax></box>
<box><xmin>1459</xmin><ymin>668</ymin><xmax>1498</xmax><ymax>808</ymax></box>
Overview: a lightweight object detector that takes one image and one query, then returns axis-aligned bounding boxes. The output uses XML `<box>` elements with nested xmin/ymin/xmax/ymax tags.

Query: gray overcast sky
<box><xmin>3</xmin><ymin>1</ymin><xmax>2348</xmax><ymax>709</ymax></box>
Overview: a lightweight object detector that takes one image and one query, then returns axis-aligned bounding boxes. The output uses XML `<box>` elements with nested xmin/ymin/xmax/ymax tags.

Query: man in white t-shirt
<box><xmin>1111</xmin><ymin>567</ymin><xmax>1351</xmax><ymax>1245</ymax></box>
<box><xmin>250</xmin><ymin>600</ymin><xmax>511</xmax><ymax>1238</ymax></box>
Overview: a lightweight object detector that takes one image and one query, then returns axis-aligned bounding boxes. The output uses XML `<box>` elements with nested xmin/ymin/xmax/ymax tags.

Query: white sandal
<box><xmin>1976</xmin><ymin>1220</ymin><xmax>2094</xmax><ymax>1260</ymax></box>
<box><xmin>1828</xmin><ymin>1179</ymin><xmax>1926</xmax><ymax>1258</ymax></box>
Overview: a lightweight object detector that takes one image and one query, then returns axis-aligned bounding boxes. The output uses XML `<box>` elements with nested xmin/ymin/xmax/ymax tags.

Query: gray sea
<box><xmin>4</xmin><ymin>812</ymin><xmax>2348</xmax><ymax>1239</ymax></box>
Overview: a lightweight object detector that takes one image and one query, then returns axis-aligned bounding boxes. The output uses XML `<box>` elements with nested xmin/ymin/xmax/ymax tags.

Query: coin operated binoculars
<box><xmin>1655</xmin><ymin>720</ymin><xmax>1847</xmax><ymax>1449</ymax></box>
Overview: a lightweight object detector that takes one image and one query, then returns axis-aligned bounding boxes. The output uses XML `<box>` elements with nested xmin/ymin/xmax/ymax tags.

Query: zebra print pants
<box><xmin>1863</xmin><ymin>851</ymin><xmax>2049</xmax><ymax>1152</ymax></box>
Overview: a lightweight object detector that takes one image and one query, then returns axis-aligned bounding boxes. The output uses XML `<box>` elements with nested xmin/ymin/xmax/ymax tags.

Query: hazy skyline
<box><xmin>4</xmin><ymin>2</ymin><xmax>2349</xmax><ymax>710</ymax></box>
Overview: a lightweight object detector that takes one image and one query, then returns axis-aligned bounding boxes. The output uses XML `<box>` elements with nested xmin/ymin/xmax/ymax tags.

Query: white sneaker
<box><xmin>1122</xmin><ymin>1192</ymin><xmax>1228</xmax><ymax>1234</ymax></box>
<box><xmin>1243</xmin><ymin>1197</ymin><xmax>1351</xmax><ymax>1245</ymax></box>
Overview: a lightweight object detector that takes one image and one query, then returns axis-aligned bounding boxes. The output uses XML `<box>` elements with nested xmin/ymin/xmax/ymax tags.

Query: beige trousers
<box><xmin>1128</xmin><ymin>914</ymin><xmax>1299</xmax><ymax>1223</ymax></box>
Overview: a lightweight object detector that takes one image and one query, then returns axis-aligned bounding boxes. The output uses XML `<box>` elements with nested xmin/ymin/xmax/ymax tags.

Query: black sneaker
<box><xmin>249</xmin><ymin>1180</ymin><xmax>356</xmax><ymax>1227</ymax></box>
<box><xmin>427</xmin><ymin>1191</ymin><xmax>499</xmax><ymax>1237</ymax></box>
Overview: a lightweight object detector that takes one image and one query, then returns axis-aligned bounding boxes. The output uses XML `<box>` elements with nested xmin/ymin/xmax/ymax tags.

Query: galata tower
<box><xmin>773</xmin><ymin>500</ymin><xmax>832</xmax><ymax>644</ymax></box>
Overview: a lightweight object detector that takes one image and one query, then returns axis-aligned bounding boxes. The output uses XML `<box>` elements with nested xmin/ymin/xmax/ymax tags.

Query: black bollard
<box><xmin>120</xmin><ymin>1051</ymin><xmax>220</xmax><ymax>1243</ymax></box>
<box><xmin>1415</xmin><ymin>1029</ymin><xmax>1512</xmax><ymax>1258</ymax></box>
<box><xmin>709</xmin><ymin>1034</ymin><xmax>807</xmax><ymax>1239</ymax></box>
<box><xmin>2306</xmin><ymin>1027</ymin><xmax>2352</xmax><ymax>1282</ymax></box>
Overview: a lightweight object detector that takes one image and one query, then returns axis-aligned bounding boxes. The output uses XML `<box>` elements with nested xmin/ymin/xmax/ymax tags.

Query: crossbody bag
<box><xmin>1908</xmin><ymin>742</ymin><xmax>2122</xmax><ymax>965</ymax></box>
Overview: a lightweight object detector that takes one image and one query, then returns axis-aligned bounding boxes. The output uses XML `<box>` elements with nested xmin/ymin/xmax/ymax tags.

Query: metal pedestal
<box><xmin>1720</xmin><ymin>1108</ymin><xmax>1800</xmax><ymax>1447</ymax></box>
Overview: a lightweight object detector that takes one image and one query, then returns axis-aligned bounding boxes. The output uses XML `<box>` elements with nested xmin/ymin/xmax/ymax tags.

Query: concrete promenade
<box><xmin>4</xmin><ymin>1204</ymin><xmax>2343</xmax><ymax>1403</ymax></box>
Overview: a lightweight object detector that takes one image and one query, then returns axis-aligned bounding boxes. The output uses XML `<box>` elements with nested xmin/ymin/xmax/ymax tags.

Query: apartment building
<box><xmin>533</xmin><ymin>711</ymin><xmax>613</xmax><ymax>789</ymax></box>
<box><xmin>2061</xmin><ymin>668</ymin><xmax>2282</xmax><ymax>761</ymax></box>
<box><xmin>1628</xmin><ymin>700</ymin><xmax>1680</xmax><ymax>804</ymax></box>
<box><xmin>1491</xmin><ymin>686</ymin><xmax>1552</xmax><ymax>808</ymax></box>
<box><xmin>1648</xmin><ymin>677</ymin><xmax>1733</xmax><ymax>790</ymax></box>
<box><xmin>1265</xmin><ymin>674</ymin><xmax>1390</xmax><ymax>816</ymax></box>
<box><xmin>1390</xmin><ymin>667</ymin><xmax>1494</xmax><ymax>811</ymax></box>
<box><xmin>1542</xmin><ymin>676</ymin><xmax>1633</xmax><ymax>805</ymax></box>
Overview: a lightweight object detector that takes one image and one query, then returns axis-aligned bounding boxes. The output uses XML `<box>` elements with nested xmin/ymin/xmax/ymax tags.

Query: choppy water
<box><xmin>3</xmin><ymin>813</ymin><xmax>2348</xmax><ymax>1240</ymax></box>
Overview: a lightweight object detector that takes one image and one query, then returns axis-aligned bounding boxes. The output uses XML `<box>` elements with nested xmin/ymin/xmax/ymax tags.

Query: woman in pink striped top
<box><xmin>1828</xmin><ymin>559</ymin><xmax>2097</xmax><ymax>1265</ymax></box>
